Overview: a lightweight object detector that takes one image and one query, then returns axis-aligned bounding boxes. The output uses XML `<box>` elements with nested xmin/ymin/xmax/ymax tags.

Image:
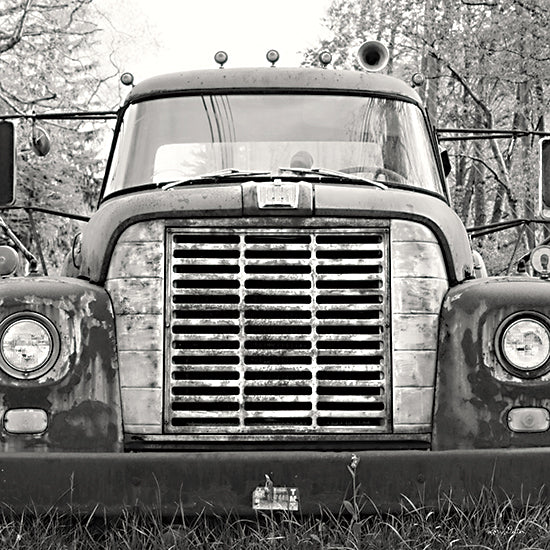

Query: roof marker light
<box><xmin>266</xmin><ymin>50</ymin><xmax>280</xmax><ymax>66</ymax></box>
<box><xmin>120</xmin><ymin>72</ymin><xmax>134</xmax><ymax>87</ymax></box>
<box><xmin>318</xmin><ymin>51</ymin><xmax>332</xmax><ymax>67</ymax></box>
<box><xmin>411</xmin><ymin>73</ymin><xmax>426</xmax><ymax>88</ymax></box>
<box><xmin>214</xmin><ymin>51</ymin><xmax>228</xmax><ymax>68</ymax></box>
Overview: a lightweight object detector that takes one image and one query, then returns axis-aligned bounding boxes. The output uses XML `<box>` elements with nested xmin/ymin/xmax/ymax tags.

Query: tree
<box><xmin>304</xmin><ymin>0</ymin><xmax>550</xmax><ymax>274</ymax></box>
<box><xmin>0</xmin><ymin>0</ymin><xmax>116</xmax><ymax>273</ymax></box>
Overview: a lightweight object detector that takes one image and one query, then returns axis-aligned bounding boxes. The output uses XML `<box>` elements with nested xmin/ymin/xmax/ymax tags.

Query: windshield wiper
<box><xmin>278</xmin><ymin>167</ymin><xmax>388</xmax><ymax>190</ymax></box>
<box><xmin>161</xmin><ymin>167</ymin><xmax>390</xmax><ymax>190</ymax></box>
<box><xmin>161</xmin><ymin>169</ymin><xmax>271</xmax><ymax>190</ymax></box>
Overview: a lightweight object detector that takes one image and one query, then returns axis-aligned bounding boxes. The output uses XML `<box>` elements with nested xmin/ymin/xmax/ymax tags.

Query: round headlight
<box><xmin>0</xmin><ymin>313</ymin><xmax>59</xmax><ymax>379</ymax></box>
<box><xmin>499</xmin><ymin>316</ymin><xmax>550</xmax><ymax>375</ymax></box>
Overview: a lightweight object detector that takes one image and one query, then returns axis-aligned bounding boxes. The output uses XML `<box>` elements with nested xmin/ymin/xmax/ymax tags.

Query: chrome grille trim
<box><xmin>165</xmin><ymin>227</ymin><xmax>390</xmax><ymax>434</ymax></box>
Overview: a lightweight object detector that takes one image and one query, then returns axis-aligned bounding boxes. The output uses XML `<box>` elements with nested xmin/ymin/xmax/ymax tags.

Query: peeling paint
<box><xmin>0</xmin><ymin>277</ymin><xmax>122</xmax><ymax>452</ymax></box>
<box><xmin>49</xmin><ymin>401</ymin><xmax>119</xmax><ymax>451</ymax></box>
<box><xmin>434</xmin><ymin>277</ymin><xmax>550</xmax><ymax>450</ymax></box>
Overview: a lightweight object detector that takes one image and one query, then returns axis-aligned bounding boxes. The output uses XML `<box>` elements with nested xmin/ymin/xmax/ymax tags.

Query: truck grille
<box><xmin>166</xmin><ymin>228</ymin><xmax>390</xmax><ymax>433</ymax></box>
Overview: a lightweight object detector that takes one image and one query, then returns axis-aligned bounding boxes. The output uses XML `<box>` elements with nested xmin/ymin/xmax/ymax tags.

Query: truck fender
<box><xmin>0</xmin><ymin>277</ymin><xmax>122</xmax><ymax>452</ymax></box>
<box><xmin>434</xmin><ymin>277</ymin><xmax>550</xmax><ymax>450</ymax></box>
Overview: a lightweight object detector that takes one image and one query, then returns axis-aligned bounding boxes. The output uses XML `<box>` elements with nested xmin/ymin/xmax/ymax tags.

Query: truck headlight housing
<box><xmin>497</xmin><ymin>314</ymin><xmax>550</xmax><ymax>377</ymax></box>
<box><xmin>0</xmin><ymin>313</ymin><xmax>60</xmax><ymax>379</ymax></box>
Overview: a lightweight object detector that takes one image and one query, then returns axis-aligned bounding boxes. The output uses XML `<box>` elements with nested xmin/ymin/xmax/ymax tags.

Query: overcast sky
<box><xmin>93</xmin><ymin>0</ymin><xmax>333</xmax><ymax>81</ymax></box>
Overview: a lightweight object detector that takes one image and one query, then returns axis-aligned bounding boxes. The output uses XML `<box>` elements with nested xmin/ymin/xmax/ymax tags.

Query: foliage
<box><xmin>0</xmin><ymin>0</ymin><xmax>115</xmax><ymax>273</ymax></box>
<box><xmin>304</xmin><ymin>0</ymin><xmax>550</xmax><ymax>274</ymax></box>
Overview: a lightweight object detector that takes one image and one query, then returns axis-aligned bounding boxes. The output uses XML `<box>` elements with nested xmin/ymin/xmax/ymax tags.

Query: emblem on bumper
<box><xmin>252</xmin><ymin>474</ymin><xmax>300</xmax><ymax>511</ymax></box>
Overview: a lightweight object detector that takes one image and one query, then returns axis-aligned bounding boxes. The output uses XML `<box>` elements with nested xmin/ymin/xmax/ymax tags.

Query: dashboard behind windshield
<box><xmin>104</xmin><ymin>93</ymin><xmax>443</xmax><ymax>197</ymax></box>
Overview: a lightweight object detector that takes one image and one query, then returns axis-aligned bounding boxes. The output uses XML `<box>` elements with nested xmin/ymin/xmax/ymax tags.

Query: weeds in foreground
<box><xmin>0</xmin><ymin>499</ymin><xmax>550</xmax><ymax>549</ymax></box>
<box><xmin>1</xmin><ymin>491</ymin><xmax>550</xmax><ymax>549</ymax></box>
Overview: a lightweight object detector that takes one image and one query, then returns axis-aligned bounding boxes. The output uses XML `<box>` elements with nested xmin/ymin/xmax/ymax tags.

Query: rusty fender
<box><xmin>434</xmin><ymin>277</ymin><xmax>550</xmax><ymax>450</ymax></box>
<box><xmin>0</xmin><ymin>277</ymin><xmax>122</xmax><ymax>452</ymax></box>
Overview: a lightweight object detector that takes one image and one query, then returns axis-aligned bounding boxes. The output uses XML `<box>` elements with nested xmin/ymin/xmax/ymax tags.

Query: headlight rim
<box><xmin>496</xmin><ymin>312</ymin><xmax>550</xmax><ymax>379</ymax></box>
<box><xmin>0</xmin><ymin>312</ymin><xmax>60</xmax><ymax>380</ymax></box>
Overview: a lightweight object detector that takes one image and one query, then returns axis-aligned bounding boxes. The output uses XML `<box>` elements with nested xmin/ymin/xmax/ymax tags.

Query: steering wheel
<box><xmin>340</xmin><ymin>166</ymin><xmax>406</xmax><ymax>183</ymax></box>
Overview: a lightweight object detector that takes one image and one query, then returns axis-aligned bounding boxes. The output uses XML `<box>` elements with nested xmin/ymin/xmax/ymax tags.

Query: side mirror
<box><xmin>439</xmin><ymin>146</ymin><xmax>451</xmax><ymax>178</ymax></box>
<box><xmin>540</xmin><ymin>137</ymin><xmax>550</xmax><ymax>219</ymax></box>
<box><xmin>31</xmin><ymin>125</ymin><xmax>51</xmax><ymax>157</ymax></box>
<box><xmin>0</xmin><ymin>122</ymin><xmax>15</xmax><ymax>206</ymax></box>
<box><xmin>0</xmin><ymin>245</ymin><xmax>19</xmax><ymax>277</ymax></box>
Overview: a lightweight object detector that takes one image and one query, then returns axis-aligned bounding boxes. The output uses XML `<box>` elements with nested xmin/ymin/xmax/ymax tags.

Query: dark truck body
<box><xmin>1</xmin><ymin>63</ymin><xmax>550</xmax><ymax>514</ymax></box>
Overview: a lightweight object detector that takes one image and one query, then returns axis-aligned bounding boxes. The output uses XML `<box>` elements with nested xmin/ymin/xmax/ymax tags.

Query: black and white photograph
<box><xmin>0</xmin><ymin>0</ymin><xmax>549</xmax><ymax>547</ymax></box>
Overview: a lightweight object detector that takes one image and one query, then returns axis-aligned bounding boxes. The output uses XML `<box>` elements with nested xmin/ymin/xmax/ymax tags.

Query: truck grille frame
<box><xmin>165</xmin><ymin>226</ymin><xmax>391</xmax><ymax>434</ymax></box>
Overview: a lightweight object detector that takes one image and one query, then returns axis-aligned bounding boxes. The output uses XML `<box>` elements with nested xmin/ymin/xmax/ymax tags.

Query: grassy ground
<box><xmin>0</xmin><ymin>462</ymin><xmax>547</xmax><ymax>549</ymax></box>
<box><xmin>1</xmin><ymin>492</ymin><xmax>550</xmax><ymax>550</ymax></box>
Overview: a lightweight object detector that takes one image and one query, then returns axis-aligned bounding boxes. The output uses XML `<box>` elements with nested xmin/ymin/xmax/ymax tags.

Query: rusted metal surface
<box><xmin>391</xmin><ymin>220</ymin><xmax>447</xmax><ymax>431</ymax></box>
<box><xmin>166</xmin><ymin>227</ymin><xmax>390</xmax><ymax>434</ymax></box>
<box><xmin>105</xmin><ymin>223</ymin><xmax>166</xmax><ymax>435</ymax></box>
<box><xmin>106</xmin><ymin>217</ymin><xmax>448</xmax><ymax>441</ymax></box>
<box><xmin>80</xmin><ymin>186</ymin><xmax>243</xmax><ymax>283</ymax></box>
<box><xmin>124</xmin><ymin>433</ymin><xmax>431</xmax><ymax>449</ymax></box>
<box><xmin>81</xmin><ymin>187</ymin><xmax>473</xmax><ymax>285</ymax></box>
<box><xmin>315</xmin><ymin>185</ymin><xmax>473</xmax><ymax>284</ymax></box>
<box><xmin>122</xmin><ymin>67</ymin><xmax>423</xmax><ymax>108</ymax></box>
<box><xmin>434</xmin><ymin>277</ymin><xmax>550</xmax><ymax>450</ymax></box>
<box><xmin>242</xmin><ymin>181</ymin><xmax>313</xmax><ymax>216</ymax></box>
<box><xmin>0</xmin><ymin>277</ymin><xmax>122</xmax><ymax>452</ymax></box>
<box><xmin>0</xmin><ymin>449</ymin><xmax>550</xmax><ymax>514</ymax></box>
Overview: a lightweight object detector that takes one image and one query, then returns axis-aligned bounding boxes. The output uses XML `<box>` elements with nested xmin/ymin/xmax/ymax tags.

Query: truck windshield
<box><xmin>104</xmin><ymin>93</ymin><xmax>443</xmax><ymax>197</ymax></box>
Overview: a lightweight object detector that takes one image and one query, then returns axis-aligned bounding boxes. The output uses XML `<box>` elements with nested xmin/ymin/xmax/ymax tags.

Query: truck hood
<box><xmin>80</xmin><ymin>183</ymin><xmax>473</xmax><ymax>285</ymax></box>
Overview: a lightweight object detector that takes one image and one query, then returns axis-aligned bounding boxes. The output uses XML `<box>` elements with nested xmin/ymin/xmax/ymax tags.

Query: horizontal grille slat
<box><xmin>316</xmin><ymin>272</ymin><xmax>383</xmax><ymax>280</ymax></box>
<box><xmin>244</xmin><ymin>275</ymin><xmax>313</xmax><ymax>282</ymax></box>
<box><xmin>244</xmin><ymin>378</ymin><xmax>313</xmax><ymax>387</ymax></box>
<box><xmin>171</xmin><ymin>391</ymin><xmax>240</xmax><ymax>399</ymax></box>
<box><xmin>170</xmin><ymin>411</ymin><xmax>242</xmax><ymax>419</ymax></box>
<box><xmin>318</xmin><ymin>367</ymin><xmax>383</xmax><ymax>376</ymax></box>
<box><xmin>244</xmin><ymin>395</ymin><xmax>314</xmax><ymax>403</ymax></box>
<box><xmin>166</xmin><ymin>227</ymin><xmax>390</xmax><ymax>434</ymax></box>
<box><xmin>244</xmin><ymin>411</ymin><xmax>313</xmax><ymax>420</ymax></box>
<box><xmin>316</xmin><ymin>289</ymin><xmax>385</xmax><ymax>297</ymax></box>
<box><xmin>244</xmin><ymin>366</ymin><xmax>313</xmax><ymax>375</ymax></box>
<box><xmin>172</xmin><ymin>369</ymin><xmax>240</xmax><ymax>380</ymax></box>
<box><xmin>172</xmin><ymin>293</ymin><xmax>240</xmax><ymax>303</ymax></box>
<box><xmin>317</xmin><ymin>334</ymin><xmax>382</xmax><ymax>342</ymax></box>
<box><xmin>172</xmin><ymin>318</ymin><xmax>240</xmax><ymax>326</ymax></box>
<box><xmin>172</xmin><ymin>335</ymin><xmax>239</xmax><ymax>343</ymax></box>
<box><xmin>318</xmin><ymin>392</ymin><xmax>384</xmax><ymax>399</ymax></box>
<box><xmin>318</xmin><ymin>411</ymin><xmax>385</xmax><ymax>418</ymax></box>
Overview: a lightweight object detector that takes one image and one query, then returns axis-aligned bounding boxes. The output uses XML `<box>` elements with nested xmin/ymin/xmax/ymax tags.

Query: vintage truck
<box><xmin>0</xmin><ymin>41</ymin><xmax>549</xmax><ymax>514</ymax></box>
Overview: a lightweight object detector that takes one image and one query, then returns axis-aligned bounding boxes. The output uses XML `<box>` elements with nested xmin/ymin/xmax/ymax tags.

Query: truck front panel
<box><xmin>104</xmin><ymin>213</ymin><xmax>447</xmax><ymax>445</ymax></box>
<box><xmin>3</xmin><ymin>56</ymin><xmax>550</xmax><ymax>514</ymax></box>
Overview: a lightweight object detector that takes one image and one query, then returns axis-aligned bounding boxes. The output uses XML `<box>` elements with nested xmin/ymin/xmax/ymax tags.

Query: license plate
<box><xmin>252</xmin><ymin>484</ymin><xmax>300</xmax><ymax>511</ymax></box>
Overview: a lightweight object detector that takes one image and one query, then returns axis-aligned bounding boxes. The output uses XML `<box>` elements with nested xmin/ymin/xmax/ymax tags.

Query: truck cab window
<box><xmin>104</xmin><ymin>94</ymin><xmax>443</xmax><ymax>198</ymax></box>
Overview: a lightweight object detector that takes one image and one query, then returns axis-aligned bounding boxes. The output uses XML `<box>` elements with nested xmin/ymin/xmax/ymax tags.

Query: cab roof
<box><xmin>124</xmin><ymin>66</ymin><xmax>423</xmax><ymax>106</ymax></box>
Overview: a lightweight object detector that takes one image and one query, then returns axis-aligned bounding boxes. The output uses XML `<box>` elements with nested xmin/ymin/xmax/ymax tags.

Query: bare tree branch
<box><xmin>0</xmin><ymin>0</ymin><xmax>33</xmax><ymax>54</ymax></box>
<box><xmin>0</xmin><ymin>89</ymin><xmax>25</xmax><ymax>114</ymax></box>
<box><xmin>461</xmin><ymin>0</ymin><xmax>497</xmax><ymax>5</ymax></box>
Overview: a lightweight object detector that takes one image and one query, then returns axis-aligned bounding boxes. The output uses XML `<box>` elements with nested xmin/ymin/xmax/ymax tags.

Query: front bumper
<box><xmin>2</xmin><ymin>449</ymin><xmax>550</xmax><ymax>514</ymax></box>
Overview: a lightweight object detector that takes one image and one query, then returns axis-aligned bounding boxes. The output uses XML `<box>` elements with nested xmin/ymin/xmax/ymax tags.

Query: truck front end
<box><xmin>1</xmin><ymin>47</ymin><xmax>550</xmax><ymax>514</ymax></box>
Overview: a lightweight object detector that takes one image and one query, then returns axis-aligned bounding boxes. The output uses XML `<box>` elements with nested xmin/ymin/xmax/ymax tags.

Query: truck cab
<box><xmin>81</xmin><ymin>61</ymin><xmax>473</xmax><ymax>449</ymax></box>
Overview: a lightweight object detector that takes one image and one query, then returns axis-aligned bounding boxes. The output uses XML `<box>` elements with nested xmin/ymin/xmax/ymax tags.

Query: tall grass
<box><xmin>1</xmin><ymin>457</ymin><xmax>550</xmax><ymax>549</ymax></box>
<box><xmin>0</xmin><ymin>491</ymin><xmax>549</xmax><ymax>549</ymax></box>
